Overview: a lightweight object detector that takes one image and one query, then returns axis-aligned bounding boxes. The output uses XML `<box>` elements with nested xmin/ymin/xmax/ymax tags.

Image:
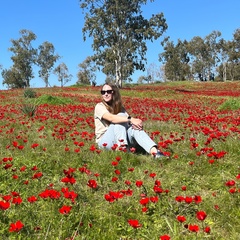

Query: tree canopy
<box><xmin>79</xmin><ymin>0</ymin><xmax>167</xmax><ymax>87</ymax></box>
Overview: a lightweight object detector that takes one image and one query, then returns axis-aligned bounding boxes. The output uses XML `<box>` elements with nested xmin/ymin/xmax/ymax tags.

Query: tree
<box><xmin>53</xmin><ymin>63</ymin><xmax>72</xmax><ymax>87</ymax></box>
<box><xmin>159</xmin><ymin>38</ymin><xmax>190</xmax><ymax>81</ymax></box>
<box><xmin>2</xmin><ymin>67</ymin><xmax>24</xmax><ymax>88</ymax></box>
<box><xmin>37</xmin><ymin>41</ymin><xmax>60</xmax><ymax>87</ymax></box>
<box><xmin>77</xmin><ymin>56</ymin><xmax>97</xmax><ymax>85</ymax></box>
<box><xmin>79</xmin><ymin>0</ymin><xmax>167</xmax><ymax>87</ymax></box>
<box><xmin>8</xmin><ymin>29</ymin><xmax>37</xmax><ymax>87</ymax></box>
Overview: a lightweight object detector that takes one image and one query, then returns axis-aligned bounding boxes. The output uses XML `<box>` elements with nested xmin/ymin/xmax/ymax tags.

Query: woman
<box><xmin>94</xmin><ymin>83</ymin><xmax>165</xmax><ymax>158</ymax></box>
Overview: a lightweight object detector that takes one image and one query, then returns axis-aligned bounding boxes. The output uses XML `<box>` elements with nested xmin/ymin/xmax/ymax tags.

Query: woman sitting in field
<box><xmin>94</xmin><ymin>83</ymin><xmax>165</xmax><ymax>158</ymax></box>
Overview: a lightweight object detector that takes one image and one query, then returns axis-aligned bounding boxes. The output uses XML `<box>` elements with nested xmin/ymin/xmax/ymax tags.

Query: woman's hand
<box><xmin>131</xmin><ymin>117</ymin><xmax>143</xmax><ymax>130</ymax></box>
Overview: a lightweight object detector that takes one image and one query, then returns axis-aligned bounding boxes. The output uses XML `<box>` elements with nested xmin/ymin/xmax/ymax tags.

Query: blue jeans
<box><xmin>98</xmin><ymin>113</ymin><xmax>157</xmax><ymax>153</ymax></box>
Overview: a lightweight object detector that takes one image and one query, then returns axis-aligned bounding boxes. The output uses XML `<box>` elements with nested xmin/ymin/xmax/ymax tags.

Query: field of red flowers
<box><xmin>0</xmin><ymin>81</ymin><xmax>239</xmax><ymax>239</ymax></box>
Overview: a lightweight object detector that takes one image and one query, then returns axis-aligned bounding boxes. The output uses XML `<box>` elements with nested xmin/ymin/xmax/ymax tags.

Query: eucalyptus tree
<box><xmin>77</xmin><ymin>56</ymin><xmax>97</xmax><ymax>85</ymax></box>
<box><xmin>188</xmin><ymin>31</ymin><xmax>222</xmax><ymax>81</ymax></box>
<box><xmin>2</xmin><ymin>67</ymin><xmax>23</xmax><ymax>89</ymax></box>
<box><xmin>159</xmin><ymin>38</ymin><xmax>190</xmax><ymax>81</ymax></box>
<box><xmin>217</xmin><ymin>38</ymin><xmax>229</xmax><ymax>81</ymax></box>
<box><xmin>8</xmin><ymin>29</ymin><xmax>37</xmax><ymax>87</ymax></box>
<box><xmin>204</xmin><ymin>31</ymin><xmax>221</xmax><ymax>78</ymax></box>
<box><xmin>53</xmin><ymin>62</ymin><xmax>72</xmax><ymax>87</ymax></box>
<box><xmin>79</xmin><ymin>0</ymin><xmax>167</xmax><ymax>87</ymax></box>
<box><xmin>37</xmin><ymin>41</ymin><xmax>60</xmax><ymax>87</ymax></box>
<box><xmin>227</xmin><ymin>28</ymin><xmax>240</xmax><ymax>80</ymax></box>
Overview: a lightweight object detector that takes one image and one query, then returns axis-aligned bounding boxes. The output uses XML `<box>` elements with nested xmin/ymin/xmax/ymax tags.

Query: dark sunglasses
<box><xmin>100</xmin><ymin>90</ymin><xmax>114</xmax><ymax>95</ymax></box>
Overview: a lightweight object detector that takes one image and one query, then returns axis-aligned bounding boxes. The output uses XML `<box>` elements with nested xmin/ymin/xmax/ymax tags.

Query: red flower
<box><xmin>204</xmin><ymin>226</ymin><xmax>211</xmax><ymax>233</ymax></box>
<box><xmin>139</xmin><ymin>197</ymin><xmax>149</xmax><ymax>206</ymax></box>
<box><xmin>181</xmin><ymin>186</ymin><xmax>187</xmax><ymax>191</ymax></box>
<box><xmin>185</xmin><ymin>196</ymin><xmax>193</xmax><ymax>204</ymax></box>
<box><xmin>125</xmin><ymin>180</ymin><xmax>131</xmax><ymax>185</ymax></box>
<box><xmin>150</xmin><ymin>196</ymin><xmax>159</xmax><ymax>203</ymax></box>
<box><xmin>193</xmin><ymin>195</ymin><xmax>202</xmax><ymax>204</ymax></box>
<box><xmin>111</xmin><ymin>161</ymin><xmax>118</xmax><ymax>166</ymax></box>
<box><xmin>128</xmin><ymin>219</ymin><xmax>142</xmax><ymax>228</ymax></box>
<box><xmin>115</xmin><ymin>156</ymin><xmax>121</xmax><ymax>161</ymax></box>
<box><xmin>188</xmin><ymin>224</ymin><xmax>199</xmax><ymax>232</ymax></box>
<box><xmin>89</xmin><ymin>144</ymin><xmax>96</xmax><ymax>151</ymax></box>
<box><xmin>31</xmin><ymin>143</ymin><xmax>39</xmax><ymax>148</ymax></box>
<box><xmin>142</xmin><ymin>207</ymin><xmax>148</xmax><ymax>212</ymax></box>
<box><xmin>114</xmin><ymin>169</ymin><xmax>121</xmax><ymax>175</ymax></box>
<box><xmin>153</xmin><ymin>185</ymin><xmax>163</xmax><ymax>194</ymax></box>
<box><xmin>135</xmin><ymin>180</ymin><xmax>143</xmax><ymax>187</ymax></box>
<box><xmin>61</xmin><ymin>176</ymin><xmax>76</xmax><ymax>184</ymax></box>
<box><xmin>27</xmin><ymin>196</ymin><xmax>38</xmax><ymax>203</ymax></box>
<box><xmin>0</xmin><ymin>200</ymin><xmax>10</xmax><ymax>210</ymax></box>
<box><xmin>196</xmin><ymin>211</ymin><xmax>207</xmax><ymax>221</ymax></box>
<box><xmin>12</xmin><ymin>197</ymin><xmax>22</xmax><ymax>205</ymax></box>
<box><xmin>160</xmin><ymin>235</ymin><xmax>171</xmax><ymax>240</ymax></box>
<box><xmin>112</xmin><ymin>177</ymin><xmax>118</xmax><ymax>182</ymax></box>
<box><xmin>32</xmin><ymin>172</ymin><xmax>43</xmax><ymax>179</ymax></box>
<box><xmin>87</xmin><ymin>179</ymin><xmax>98</xmax><ymax>189</ymax></box>
<box><xmin>149</xmin><ymin>172</ymin><xmax>156</xmax><ymax>178</ymax></box>
<box><xmin>155</xmin><ymin>180</ymin><xmax>161</xmax><ymax>186</ymax></box>
<box><xmin>20</xmin><ymin>166</ymin><xmax>27</xmax><ymax>171</ymax></box>
<box><xmin>177</xmin><ymin>215</ymin><xmax>186</xmax><ymax>223</ymax></box>
<box><xmin>9</xmin><ymin>220</ymin><xmax>24</xmax><ymax>232</ymax></box>
<box><xmin>225</xmin><ymin>180</ymin><xmax>235</xmax><ymax>187</ymax></box>
<box><xmin>59</xmin><ymin>205</ymin><xmax>72</xmax><ymax>214</ymax></box>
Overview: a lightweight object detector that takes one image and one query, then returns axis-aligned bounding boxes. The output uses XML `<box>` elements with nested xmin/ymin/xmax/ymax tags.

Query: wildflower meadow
<box><xmin>0</xmin><ymin>81</ymin><xmax>239</xmax><ymax>240</ymax></box>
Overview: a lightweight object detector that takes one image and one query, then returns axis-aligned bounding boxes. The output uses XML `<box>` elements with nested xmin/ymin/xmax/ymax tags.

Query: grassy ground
<box><xmin>0</xmin><ymin>81</ymin><xmax>239</xmax><ymax>239</ymax></box>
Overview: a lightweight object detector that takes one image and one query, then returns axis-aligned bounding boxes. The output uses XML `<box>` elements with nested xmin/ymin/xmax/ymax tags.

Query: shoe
<box><xmin>153</xmin><ymin>150</ymin><xmax>165</xmax><ymax>159</ymax></box>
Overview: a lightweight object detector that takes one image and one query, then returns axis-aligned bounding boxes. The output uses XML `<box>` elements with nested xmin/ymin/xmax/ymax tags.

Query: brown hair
<box><xmin>101</xmin><ymin>84</ymin><xmax>123</xmax><ymax>114</ymax></box>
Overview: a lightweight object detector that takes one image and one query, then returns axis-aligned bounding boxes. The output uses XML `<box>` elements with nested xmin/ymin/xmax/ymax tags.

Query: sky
<box><xmin>0</xmin><ymin>0</ymin><xmax>239</xmax><ymax>89</ymax></box>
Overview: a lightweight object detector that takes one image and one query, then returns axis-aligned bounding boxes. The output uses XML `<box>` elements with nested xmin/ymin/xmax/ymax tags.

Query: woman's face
<box><xmin>101</xmin><ymin>85</ymin><xmax>114</xmax><ymax>103</ymax></box>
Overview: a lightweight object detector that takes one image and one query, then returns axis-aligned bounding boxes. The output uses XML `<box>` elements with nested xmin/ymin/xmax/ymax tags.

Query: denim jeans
<box><xmin>98</xmin><ymin>113</ymin><xmax>157</xmax><ymax>153</ymax></box>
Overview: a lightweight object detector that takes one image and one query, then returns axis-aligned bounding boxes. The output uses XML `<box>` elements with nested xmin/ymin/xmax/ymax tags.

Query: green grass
<box><xmin>0</xmin><ymin>82</ymin><xmax>239</xmax><ymax>239</ymax></box>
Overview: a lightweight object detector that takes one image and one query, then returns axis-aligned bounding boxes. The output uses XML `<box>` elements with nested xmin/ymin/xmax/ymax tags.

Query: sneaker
<box><xmin>153</xmin><ymin>150</ymin><xmax>166</xmax><ymax>159</ymax></box>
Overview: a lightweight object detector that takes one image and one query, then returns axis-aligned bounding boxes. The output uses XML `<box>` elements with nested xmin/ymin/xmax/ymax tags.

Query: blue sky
<box><xmin>0</xmin><ymin>0</ymin><xmax>239</xmax><ymax>89</ymax></box>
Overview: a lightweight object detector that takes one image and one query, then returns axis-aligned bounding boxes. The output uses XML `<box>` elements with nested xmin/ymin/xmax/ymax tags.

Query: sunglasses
<box><xmin>100</xmin><ymin>90</ymin><xmax>114</xmax><ymax>95</ymax></box>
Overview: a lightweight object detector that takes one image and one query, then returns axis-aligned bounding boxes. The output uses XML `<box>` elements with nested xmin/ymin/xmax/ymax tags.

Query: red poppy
<box><xmin>196</xmin><ymin>211</ymin><xmax>207</xmax><ymax>221</ymax></box>
<box><xmin>111</xmin><ymin>161</ymin><xmax>118</xmax><ymax>166</ymax></box>
<box><xmin>12</xmin><ymin>197</ymin><xmax>22</xmax><ymax>205</ymax></box>
<box><xmin>135</xmin><ymin>180</ymin><xmax>143</xmax><ymax>187</ymax></box>
<box><xmin>160</xmin><ymin>235</ymin><xmax>171</xmax><ymax>240</ymax></box>
<box><xmin>31</xmin><ymin>143</ymin><xmax>39</xmax><ymax>148</ymax></box>
<box><xmin>177</xmin><ymin>215</ymin><xmax>186</xmax><ymax>223</ymax></box>
<box><xmin>59</xmin><ymin>205</ymin><xmax>72</xmax><ymax>214</ymax></box>
<box><xmin>149</xmin><ymin>172</ymin><xmax>156</xmax><ymax>178</ymax></box>
<box><xmin>128</xmin><ymin>219</ymin><xmax>142</xmax><ymax>228</ymax></box>
<box><xmin>188</xmin><ymin>224</ymin><xmax>199</xmax><ymax>232</ymax></box>
<box><xmin>185</xmin><ymin>196</ymin><xmax>193</xmax><ymax>204</ymax></box>
<box><xmin>27</xmin><ymin>196</ymin><xmax>38</xmax><ymax>203</ymax></box>
<box><xmin>0</xmin><ymin>200</ymin><xmax>10</xmax><ymax>210</ymax></box>
<box><xmin>181</xmin><ymin>186</ymin><xmax>187</xmax><ymax>191</ymax></box>
<box><xmin>204</xmin><ymin>226</ymin><xmax>211</xmax><ymax>233</ymax></box>
<box><xmin>225</xmin><ymin>180</ymin><xmax>235</xmax><ymax>187</ymax></box>
<box><xmin>112</xmin><ymin>177</ymin><xmax>118</xmax><ymax>182</ymax></box>
<box><xmin>139</xmin><ymin>197</ymin><xmax>149</xmax><ymax>206</ymax></box>
<box><xmin>9</xmin><ymin>220</ymin><xmax>24</xmax><ymax>232</ymax></box>
<box><xmin>87</xmin><ymin>179</ymin><xmax>98</xmax><ymax>189</ymax></box>
<box><xmin>193</xmin><ymin>195</ymin><xmax>202</xmax><ymax>204</ymax></box>
<box><xmin>114</xmin><ymin>169</ymin><xmax>121</xmax><ymax>175</ymax></box>
<box><xmin>150</xmin><ymin>196</ymin><xmax>159</xmax><ymax>203</ymax></box>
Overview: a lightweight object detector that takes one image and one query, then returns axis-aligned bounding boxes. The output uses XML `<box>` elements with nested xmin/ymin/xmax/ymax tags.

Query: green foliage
<box><xmin>79</xmin><ymin>0</ymin><xmax>167</xmax><ymax>86</ymax></box>
<box><xmin>36</xmin><ymin>94</ymin><xmax>73</xmax><ymax>105</ymax></box>
<box><xmin>21</xmin><ymin>102</ymin><xmax>37</xmax><ymax>117</ymax></box>
<box><xmin>218</xmin><ymin>97</ymin><xmax>240</xmax><ymax>110</ymax></box>
<box><xmin>23</xmin><ymin>88</ymin><xmax>37</xmax><ymax>98</ymax></box>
